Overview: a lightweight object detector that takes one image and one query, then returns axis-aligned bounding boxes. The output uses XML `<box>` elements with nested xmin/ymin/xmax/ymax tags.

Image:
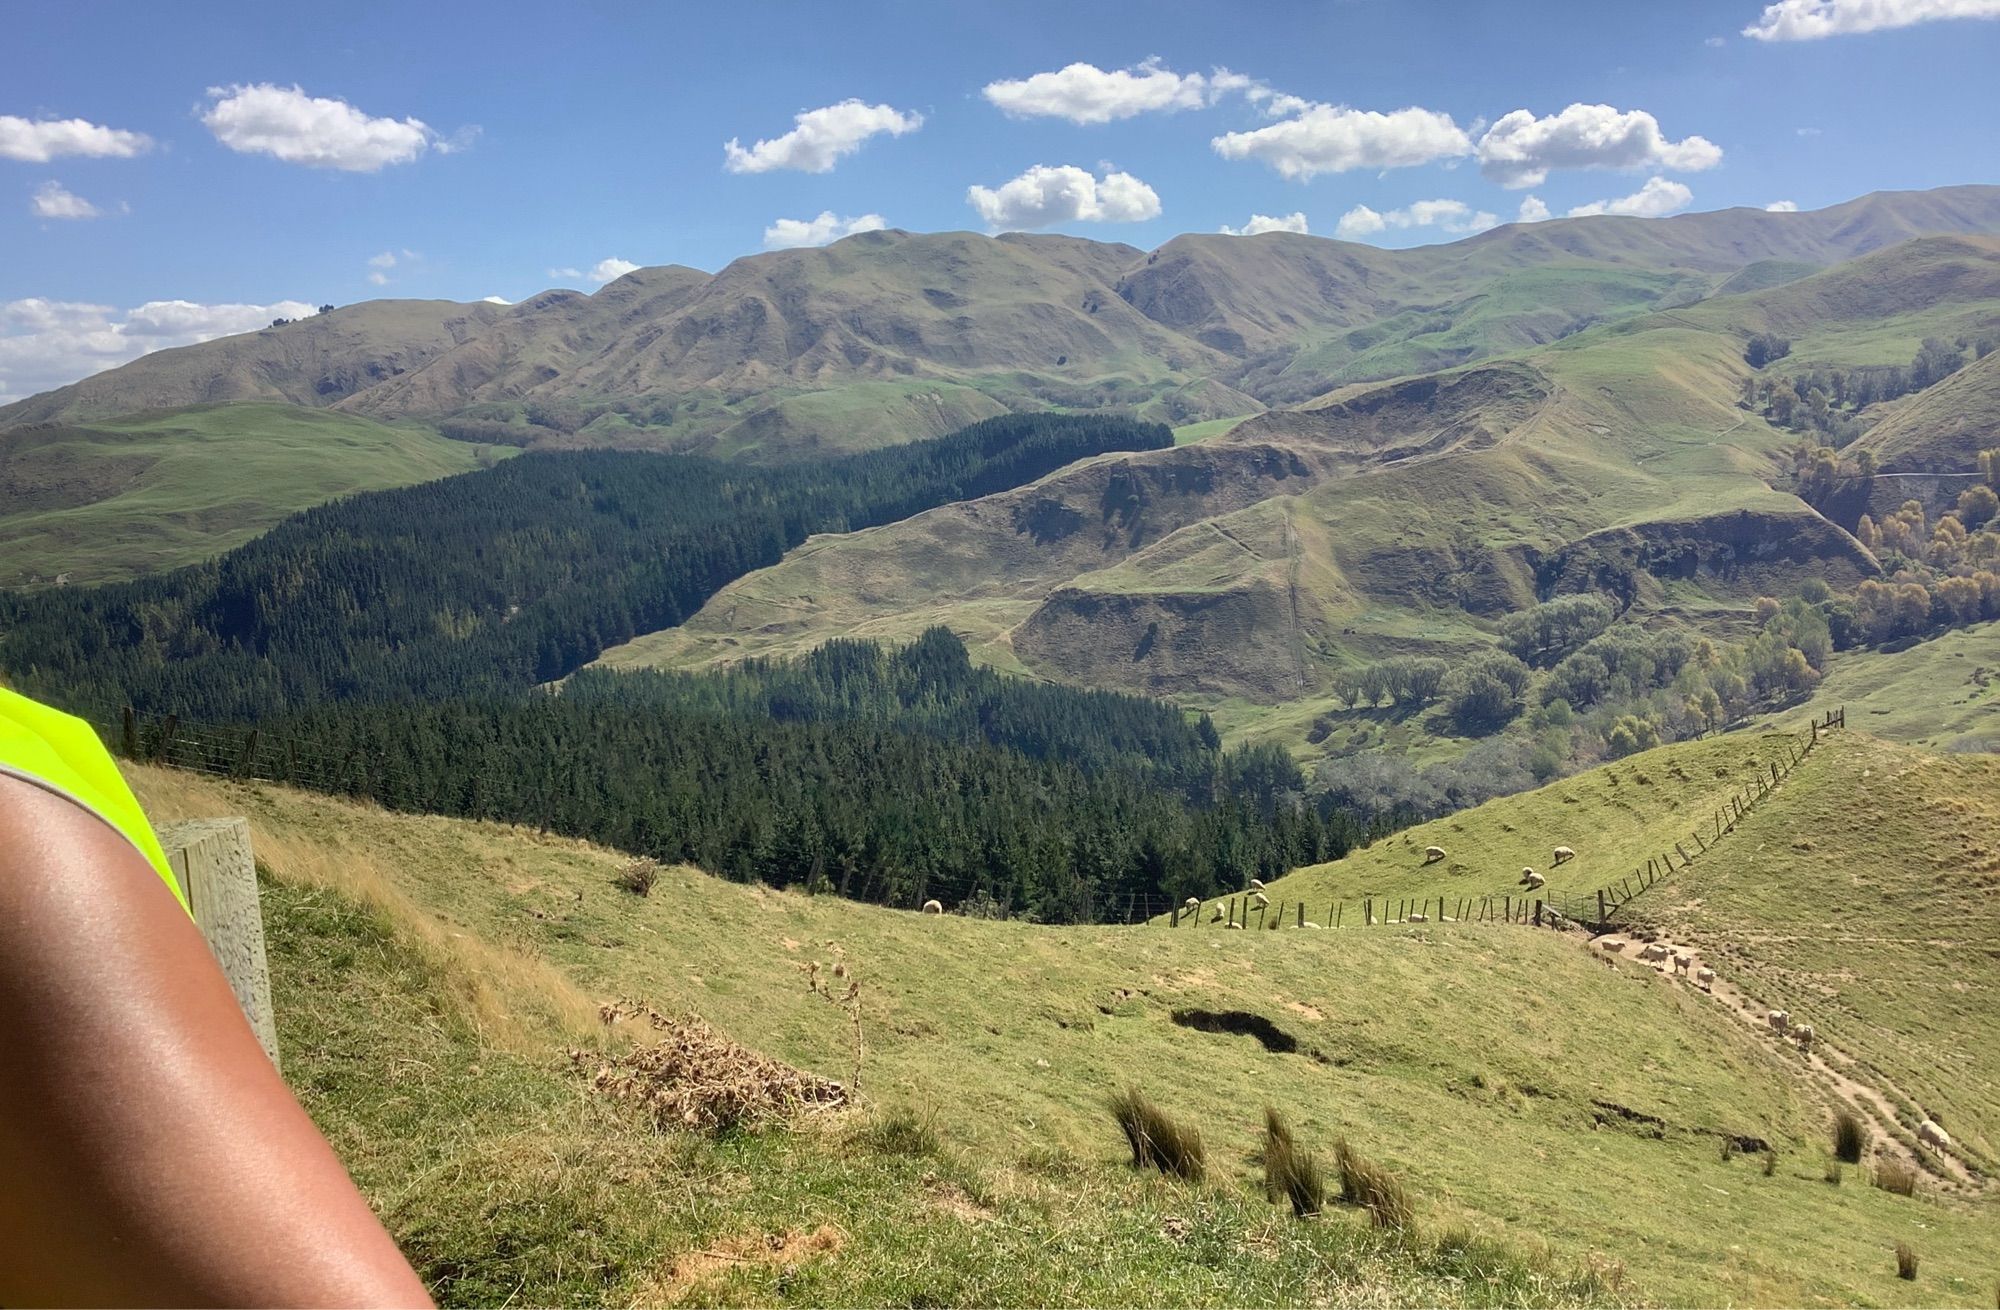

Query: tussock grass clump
<box><xmin>1763</xmin><ymin>1149</ymin><xmax>1779</xmax><ymax>1177</ymax></box>
<box><xmin>1262</xmin><ymin>1107</ymin><xmax>1325</xmax><ymax>1218</ymax></box>
<box><xmin>614</xmin><ymin>857</ymin><xmax>661</xmax><ymax>896</ymax></box>
<box><xmin>1874</xmin><ymin>1159</ymin><xmax>1919</xmax><ymax>1197</ymax></box>
<box><xmin>1833</xmin><ymin>1109</ymin><xmax>1868</xmax><ymax>1164</ymax></box>
<box><xmin>577</xmin><ymin>1001</ymin><xmax>846</xmax><ymax>1133</ymax></box>
<box><xmin>852</xmin><ymin>1106</ymin><xmax>940</xmax><ymax>1157</ymax></box>
<box><xmin>1334</xmin><ymin>1137</ymin><xmax>1414</xmax><ymax>1229</ymax></box>
<box><xmin>1109</xmin><ymin>1087</ymin><xmax>1205</xmax><ymax>1181</ymax></box>
<box><xmin>1824</xmin><ymin>1161</ymin><xmax>1843</xmax><ymax>1185</ymax></box>
<box><xmin>1894</xmin><ymin>1241</ymin><xmax>1919</xmax><ymax>1281</ymax></box>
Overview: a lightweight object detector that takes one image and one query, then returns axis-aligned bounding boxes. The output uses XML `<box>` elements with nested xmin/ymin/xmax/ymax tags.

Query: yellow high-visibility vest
<box><xmin>0</xmin><ymin>688</ymin><xmax>188</xmax><ymax>914</ymax></box>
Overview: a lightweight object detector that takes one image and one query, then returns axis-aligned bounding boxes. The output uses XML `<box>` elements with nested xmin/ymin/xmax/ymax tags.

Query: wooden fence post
<box><xmin>1335</xmin><ymin>903</ymin><xmax>1343</xmax><ymax>928</ymax></box>
<box><xmin>1598</xmin><ymin>889</ymin><xmax>1607</xmax><ymax>924</ymax></box>
<box><xmin>1228</xmin><ymin>896</ymin><xmax>1237</xmax><ymax>928</ymax></box>
<box><xmin>1170</xmin><ymin>904</ymin><xmax>1180</xmax><ymax>927</ymax></box>
<box><xmin>1365</xmin><ymin>897</ymin><xmax>1373</xmax><ymax>926</ymax></box>
<box><xmin>121</xmin><ymin>706</ymin><xmax>138</xmax><ymax>757</ymax></box>
<box><xmin>1534</xmin><ymin>899</ymin><xmax>1544</xmax><ymax>927</ymax></box>
<box><xmin>1504</xmin><ymin>895</ymin><xmax>1511</xmax><ymax>922</ymax></box>
<box><xmin>1297</xmin><ymin>902</ymin><xmax>1305</xmax><ymax>928</ymax></box>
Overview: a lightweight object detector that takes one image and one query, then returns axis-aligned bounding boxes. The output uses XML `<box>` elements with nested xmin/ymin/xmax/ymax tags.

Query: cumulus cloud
<box><xmin>547</xmin><ymin>257</ymin><xmax>640</xmax><ymax>285</ymax></box>
<box><xmin>1744</xmin><ymin>0</ymin><xmax>2000</xmax><ymax>39</ymax></box>
<box><xmin>1475</xmin><ymin>103</ymin><xmax>1721</xmax><ymax>188</ymax></box>
<box><xmin>0</xmin><ymin>115</ymin><xmax>152</xmax><ymax>162</ymax></box>
<box><xmin>982</xmin><ymin>58</ymin><xmax>1222</xmax><ymax>123</ymax></box>
<box><xmin>763</xmin><ymin>210</ymin><xmax>889</xmax><ymax>249</ymax></box>
<box><xmin>1567</xmin><ymin>176</ymin><xmax>1694</xmax><ymax>218</ymax></box>
<box><xmin>1766</xmin><ymin>199</ymin><xmax>1801</xmax><ymax>211</ymax></box>
<box><xmin>481</xmin><ymin>295</ymin><xmax>511</xmax><ymax>305</ymax></box>
<box><xmin>966</xmin><ymin>164</ymin><xmax>1161</xmax><ymax>229</ymax></box>
<box><xmin>0</xmin><ymin>297</ymin><xmax>315</xmax><ymax>405</ymax></box>
<box><xmin>30</xmin><ymin>181</ymin><xmax>100</xmax><ymax>220</ymax></box>
<box><xmin>1333</xmin><ymin>198</ymin><xmax>1498</xmax><ymax>242</ymax></box>
<box><xmin>1218</xmin><ymin>211</ymin><xmax>1309</xmax><ymax>236</ymax></box>
<box><xmin>1517</xmin><ymin>195</ymin><xmax>1553</xmax><ymax>223</ymax></box>
<box><xmin>722</xmin><ymin>100</ymin><xmax>922</xmax><ymax>174</ymax></box>
<box><xmin>1212</xmin><ymin>102</ymin><xmax>1472</xmax><ymax>180</ymax></box>
<box><xmin>200</xmin><ymin>84</ymin><xmax>438</xmax><ymax>171</ymax></box>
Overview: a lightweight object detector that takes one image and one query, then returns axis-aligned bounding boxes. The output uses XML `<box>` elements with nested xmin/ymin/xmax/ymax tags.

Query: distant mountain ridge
<box><xmin>7</xmin><ymin>186</ymin><xmax>2000</xmax><ymax>449</ymax></box>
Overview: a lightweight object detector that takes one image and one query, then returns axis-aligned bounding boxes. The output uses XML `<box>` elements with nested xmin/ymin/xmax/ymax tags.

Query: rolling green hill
<box><xmin>0</xmin><ymin>403</ymin><xmax>505</xmax><ymax>585</ymax></box>
<box><xmin>124</xmin><ymin>725</ymin><xmax>2000</xmax><ymax>1305</ymax></box>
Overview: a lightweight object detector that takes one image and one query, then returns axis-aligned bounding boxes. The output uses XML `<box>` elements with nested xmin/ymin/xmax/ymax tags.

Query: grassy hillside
<box><xmin>0</xmin><ymin>403</ymin><xmax>505</xmax><ymax>585</ymax></box>
<box><xmin>1751</xmin><ymin>622</ymin><xmax>2000</xmax><ymax>751</ymax></box>
<box><xmin>1619</xmin><ymin>733</ymin><xmax>2000</xmax><ymax>1175</ymax></box>
<box><xmin>1852</xmin><ymin>349</ymin><xmax>2000</xmax><ymax>472</ymax></box>
<box><xmin>127</xmin><ymin>753</ymin><xmax>2000</xmax><ymax>1305</ymax></box>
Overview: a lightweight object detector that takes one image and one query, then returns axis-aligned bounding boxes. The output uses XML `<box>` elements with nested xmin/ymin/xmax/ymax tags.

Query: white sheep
<box><xmin>1406</xmin><ymin>912</ymin><xmax>1428</xmax><ymax>923</ymax></box>
<box><xmin>1672</xmin><ymin>953</ymin><xmax>1693</xmax><ymax>975</ymax></box>
<box><xmin>1767</xmin><ymin>1009</ymin><xmax>1789</xmax><ymax>1034</ymax></box>
<box><xmin>1248</xmin><ymin>878</ymin><xmax>1266</xmax><ymax>892</ymax></box>
<box><xmin>1183</xmin><ymin>896</ymin><xmax>1201</xmax><ymax>909</ymax></box>
<box><xmin>1639</xmin><ymin>942</ymin><xmax>1671</xmax><ymax>963</ymax></box>
<box><xmin>1423</xmin><ymin>845</ymin><xmax>1447</xmax><ymax>865</ymax></box>
<box><xmin>922</xmin><ymin>899</ymin><xmax>944</xmax><ymax>915</ymax></box>
<box><xmin>1301</xmin><ymin>921</ymin><xmax>1322</xmax><ymax>929</ymax></box>
<box><xmin>1695</xmin><ymin>966</ymin><xmax>1716</xmax><ymax>990</ymax></box>
<box><xmin>1917</xmin><ymin>1119</ymin><xmax>1951</xmax><ymax>1152</ymax></box>
<box><xmin>1250</xmin><ymin>891</ymin><xmax>1270</xmax><ymax>908</ymax></box>
<box><xmin>1519</xmin><ymin>867</ymin><xmax>1546</xmax><ymax>890</ymax></box>
<box><xmin>1793</xmin><ymin>1022</ymin><xmax>1816</xmax><ymax>1052</ymax></box>
<box><xmin>1598</xmin><ymin>938</ymin><xmax>1625</xmax><ymax>953</ymax></box>
<box><xmin>1552</xmin><ymin>845</ymin><xmax>1576</xmax><ymax>865</ymax></box>
<box><xmin>1225</xmin><ymin>921</ymin><xmax>1244</xmax><ymax>931</ymax></box>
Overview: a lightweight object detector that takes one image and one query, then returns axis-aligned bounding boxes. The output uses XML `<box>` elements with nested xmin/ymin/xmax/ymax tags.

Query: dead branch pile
<box><xmin>575</xmin><ymin>1001</ymin><xmax>847</xmax><ymax>1133</ymax></box>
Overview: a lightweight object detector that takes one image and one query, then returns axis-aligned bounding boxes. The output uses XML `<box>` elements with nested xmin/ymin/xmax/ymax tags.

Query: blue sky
<box><xmin>4</xmin><ymin>0</ymin><xmax>1999</xmax><ymax>401</ymax></box>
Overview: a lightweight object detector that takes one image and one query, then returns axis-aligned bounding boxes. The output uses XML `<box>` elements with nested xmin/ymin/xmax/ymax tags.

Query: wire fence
<box><xmin>1162</xmin><ymin>708</ymin><xmax>1845</xmax><ymax>935</ymax></box>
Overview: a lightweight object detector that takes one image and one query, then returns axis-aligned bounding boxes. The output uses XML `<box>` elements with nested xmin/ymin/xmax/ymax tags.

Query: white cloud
<box><xmin>30</xmin><ymin>181</ymin><xmax>100</xmax><ymax>220</ymax></box>
<box><xmin>481</xmin><ymin>295</ymin><xmax>511</xmax><ymax>305</ymax></box>
<box><xmin>0</xmin><ymin>297</ymin><xmax>315</xmax><ymax>405</ymax></box>
<box><xmin>200</xmin><ymin>83</ymin><xmax>437</xmax><ymax>171</ymax></box>
<box><xmin>1744</xmin><ymin>0</ymin><xmax>2000</xmax><ymax>39</ymax></box>
<box><xmin>763</xmin><ymin>210</ymin><xmax>889</xmax><ymax>249</ymax></box>
<box><xmin>367</xmin><ymin>251</ymin><xmax>398</xmax><ymax>269</ymax></box>
<box><xmin>1333</xmin><ymin>198</ymin><xmax>1498</xmax><ymax>242</ymax></box>
<box><xmin>1705</xmin><ymin>33</ymin><xmax>1730</xmax><ymax>45</ymax></box>
<box><xmin>1517</xmin><ymin>195</ymin><xmax>1553</xmax><ymax>223</ymax></box>
<box><xmin>1766</xmin><ymin>199</ymin><xmax>1801</xmax><ymax>211</ymax></box>
<box><xmin>1211</xmin><ymin>102</ymin><xmax>1472</xmax><ymax>180</ymax></box>
<box><xmin>0</xmin><ymin>115</ymin><xmax>151</xmax><ymax>162</ymax></box>
<box><xmin>1218</xmin><ymin>211</ymin><xmax>1309</xmax><ymax>236</ymax></box>
<box><xmin>1797</xmin><ymin>126</ymin><xmax>1823</xmax><ymax>136</ymax></box>
<box><xmin>966</xmin><ymin>164</ymin><xmax>1161</xmax><ymax>229</ymax></box>
<box><xmin>1567</xmin><ymin>176</ymin><xmax>1694</xmax><ymax>218</ymax></box>
<box><xmin>1475</xmin><ymin>103</ymin><xmax>1721</xmax><ymax>188</ymax></box>
<box><xmin>722</xmin><ymin>99</ymin><xmax>922</xmax><ymax>174</ymax></box>
<box><xmin>548</xmin><ymin>258</ymin><xmax>640</xmax><ymax>285</ymax></box>
<box><xmin>982</xmin><ymin>58</ymin><xmax>1213</xmax><ymax>123</ymax></box>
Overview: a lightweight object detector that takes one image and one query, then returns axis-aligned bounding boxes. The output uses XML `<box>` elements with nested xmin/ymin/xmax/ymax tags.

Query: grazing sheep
<box><xmin>1183</xmin><ymin>896</ymin><xmax>1201</xmax><ymax>910</ymax></box>
<box><xmin>1250</xmin><ymin>891</ymin><xmax>1271</xmax><ymax>909</ymax></box>
<box><xmin>1793</xmin><ymin>1022</ymin><xmax>1816</xmax><ymax>1052</ymax></box>
<box><xmin>1302</xmin><ymin>921</ymin><xmax>1322</xmax><ymax>929</ymax></box>
<box><xmin>1767</xmin><ymin>1009</ymin><xmax>1789</xmax><ymax>1034</ymax></box>
<box><xmin>1639</xmin><ymin>942</ymin><xmax>1671</xmax><ymax>963</ymax></box>
<box><xmin>922</xmin><ymin>899</ymin><xmax>944</xmax><ymax>915</ymax></box>
<box><xmin>1597</xmin><ymin>938</ymin><xmax>1626</xmax><ymax>953</ymax></box>
<box><xmin>1672</xmin><ymin>953</ymin><xmax>1693</xmax><ymax>975</ymax></box>
<box><xmin>1519</xmin><ymin>867</ymin><xmax>1546</xmax><ymax>890</ymax></box>
<box><xmin>1225</xmin><ymin>921</ymin><xmax>1244</xmax><ymax>931</ymax></box>
<box><xmin>1423</xmin><ymin>845</ymin><xmax>1447</xmax><ymax>865</ymax></box>
<box><xmin>1406</xmin><ymin>912</ymin><xmax>1428</xmax><ymax>923</ymax></box>
<box><xmin>1695</xmin><ymin>966</ymin><xmax>1716</xmax><ymax>990</ymax></box>
<box><xmin>1552</xmin><ymin>845</ymin><xmax>1576</xmax><ymax>865</ymax></box>
<box><xmin>1249</xmin><ymin>879</ymin><xmax>1266</xmax><ymax>892</ymax></box>
<box><xmin>1917</xmin><ymin>1119</ymin><xmax>1951</xmax><ymax>1152</ymax></box>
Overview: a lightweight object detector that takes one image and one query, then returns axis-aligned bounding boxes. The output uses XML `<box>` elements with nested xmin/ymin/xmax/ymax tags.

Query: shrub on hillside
<box><xmin>1442</xmin><ymin>653</ymin><xmax>1529</xmax><ymax>735</ymax></box>
<box><xmin>1498</xmin><ymin>594</ymin><xmax>1614</xmax><ymax>665</ymax></box>
<box><xmin>614</xmin><ymin>858</ymin><xmax>661</xmax><ymax>896</ymax></box>
<box><xmin>1109</xmin><ymin>1087</ymin><xmax>1205</xmax><ymax>1181</ymax></box>
<box><xmin>1894</xmin><ymin>1241</ymin><xmax>1919</xmax><ymax>1281</ymax></box>
<box><xmin>1263</xmin><ymin>1108</ymin><xmax>1325</xmax><ymax>1218</ymax></box>
<box><xmin>1833</xmin><ymin>1110</ymin><xmax>1867</xmax><ymax>1164</ymax></box>
<box><xmin>1334</xmin><ymin>1137</ymin><xmax>1413</xmax><ymax>1229</ymax></box>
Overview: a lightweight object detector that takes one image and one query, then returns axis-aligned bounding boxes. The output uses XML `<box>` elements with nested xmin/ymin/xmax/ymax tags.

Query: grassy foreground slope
<box><xmin>0</xmin><ymin>403</ymin><xmax>504</xmax><ymax>585</ymax></box>
<box><xmin>127</xmin><ymin>760</ymin><xmax>1998</xmax><ymax>1305</ymax></box>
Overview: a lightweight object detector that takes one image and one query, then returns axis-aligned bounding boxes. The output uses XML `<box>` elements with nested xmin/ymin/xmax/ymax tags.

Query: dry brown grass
<box><xmin>1894</xmin><ymin>1241</ymin><xmax>1919</xmax><ymax>1281</ymax></box>
<box><xmin>1334</xmin><ymin>1137</ymin><xmax>1414</xmax><ymax>1229</ymax></box>
<box><xmin>616</xmin><ymin>857</ymin><xmax>662</xmax><ymax>896</ymax></box>
<box><xmin>580</xmin><ymin>1001</ymin><xmax>847</xmax><ymax>1134</ymax></box>
<box><xmin>1263</xmin><ymin>1107</ymin><xmax>1325</xmax><ymax>1218</ymax></box>
<box><xmin>1874</xmin><ymin>1159</ymin><xmax>1919</xmax><ymax>1197</ymax></box>
<box><xmin>1833</xmin><ymin>1109</ymin><xmax>1868</xmax><ymax>1164</ymax></box>
<box><xmin>1109</xmin><ymin>1087</ymin><xmax>1205</xmax><ymax>1182</ymax></box>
